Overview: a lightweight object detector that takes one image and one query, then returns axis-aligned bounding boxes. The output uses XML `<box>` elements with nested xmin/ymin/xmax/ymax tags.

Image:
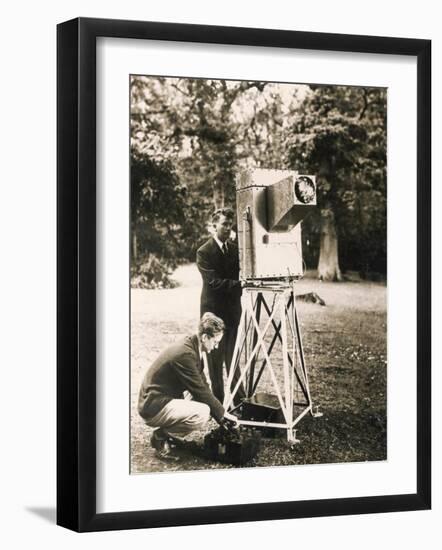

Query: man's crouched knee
<box><xmin>190</xmin><ymin>402</ymin><xmax>210</xmax><ymax>430</ymax></box>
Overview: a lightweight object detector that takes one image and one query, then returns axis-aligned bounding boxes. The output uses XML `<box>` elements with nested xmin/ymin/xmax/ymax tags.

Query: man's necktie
<box><xmin>222</xmin><ymin>242</ymin><xmax>228</xmax><ymax>255</ymax></box>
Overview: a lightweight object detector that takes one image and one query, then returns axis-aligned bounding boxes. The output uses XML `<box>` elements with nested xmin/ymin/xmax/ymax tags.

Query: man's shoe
<box><xmin>150</xmin><ymin>428</ymin><xmax>166</xmax><ymax>450</ymax></box>
<box><xmin>156</xmin><ymin>439</ymin><xmax>181</xmax><ymax>462</ymax></box>
<box><xmin>150</xmin><ymin>429</ymin><xmax>180</xmax><ymax>462</ymax></box>
<box><xmin>165</xmin><ymin>434</ymin><xmax>186</xmax><ymax>447</ymax></box>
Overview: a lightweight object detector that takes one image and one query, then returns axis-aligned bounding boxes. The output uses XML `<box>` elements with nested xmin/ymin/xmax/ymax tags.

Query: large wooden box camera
<box><xmin>236</xmin><ymin>169</ymin><xmax>316</xmax><ymax>280</ymax></box>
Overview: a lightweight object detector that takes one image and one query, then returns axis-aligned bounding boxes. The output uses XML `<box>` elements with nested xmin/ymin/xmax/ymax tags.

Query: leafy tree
<box><xmin>130</xmin><ymin>148</ymin><xmax>186</xmax><ymax>264</ymax></box>
<box><xmin>130</xmin><ymin>76</ymin><xmax>301</xmax><ymax>262</ymax></box>
<box><xmin>286</xmin><ymin>85</ymin><xmax>387</xmax><ymax>280</ymax></box>
<box><xmin>130</xmin><ymin>76</ymin><xmax>386</xmax><ymax>281</ymax></box>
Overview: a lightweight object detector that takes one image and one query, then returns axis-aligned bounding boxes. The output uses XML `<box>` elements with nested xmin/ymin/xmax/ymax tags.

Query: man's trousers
<box><xmin>145</xmin><ymin>399</ymin><xmax>210</xmax><ymax>437</ymax></box>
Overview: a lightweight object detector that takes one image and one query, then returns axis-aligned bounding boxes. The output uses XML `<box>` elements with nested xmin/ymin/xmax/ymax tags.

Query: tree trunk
<box><xmin>213</xmin><ymin>178</ymin><xmax>225</xmax><ymax>209</ymax></box>
<box><xmin>132</xmin><ymin>226</ymin><xmax>138</xmax><ymax>262</ymax></box>
<box><xmin>317</xmin><ymin>208</ymin><xmax>342</xmax><ymax>281</ymax></box>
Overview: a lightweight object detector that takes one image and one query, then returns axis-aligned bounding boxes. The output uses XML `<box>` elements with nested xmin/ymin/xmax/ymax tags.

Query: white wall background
<box><xmin>0</xmin><ymin>1</ymin><xmax>439</xmax><ymax>547</ymax></box>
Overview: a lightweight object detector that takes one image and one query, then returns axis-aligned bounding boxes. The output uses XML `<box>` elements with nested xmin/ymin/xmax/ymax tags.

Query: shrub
<box><xmin>131</xmin><ymin>253</ymin><xmax>179</xmax><ymax>289</ymax></box>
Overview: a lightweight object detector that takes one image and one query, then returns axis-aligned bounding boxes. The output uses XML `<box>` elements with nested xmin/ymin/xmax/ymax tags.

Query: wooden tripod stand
<box><xmin>223</xmin><ymin>281</ymin><xmax>322</xmax><ymax>444</ymax></box>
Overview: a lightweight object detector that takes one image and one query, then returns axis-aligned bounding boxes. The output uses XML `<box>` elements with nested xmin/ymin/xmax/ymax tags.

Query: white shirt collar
<box><xmin>198</xmin><ymin>343</ymin><xmax>208</xmax><ymax>368</ymax></box>
<box><xmin>213</xmin><ymin>234</ymin><xmax>227</xmax><ymax>251</ymax></box>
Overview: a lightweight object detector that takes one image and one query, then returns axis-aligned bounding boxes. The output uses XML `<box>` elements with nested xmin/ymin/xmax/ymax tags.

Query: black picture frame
<box><xmin>57</xmin><ymin>17</ymin><xmax>431</xmax><ymax>532</ymax></box>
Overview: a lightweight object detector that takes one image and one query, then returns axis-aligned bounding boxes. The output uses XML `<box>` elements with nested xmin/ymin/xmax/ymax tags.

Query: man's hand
<box><xmin>219</xmin><ymin>415</ymin><xmax>238</xmax><ymax>433</ymax></box>
<box><xmin>223</xmin><ymin>411</ymin><xmax>239</xmax><ymax>425</ymax></box>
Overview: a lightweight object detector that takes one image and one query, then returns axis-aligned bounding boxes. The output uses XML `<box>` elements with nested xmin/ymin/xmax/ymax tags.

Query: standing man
<box><xmin>196</xmin><ymin>208</ymin><xmax>246</xmax><ymax>406</ymax></box>
<box><xmin>138</xmin><ymin>313</ymin><xmax>237</xmax><ymax>460</ymax></box>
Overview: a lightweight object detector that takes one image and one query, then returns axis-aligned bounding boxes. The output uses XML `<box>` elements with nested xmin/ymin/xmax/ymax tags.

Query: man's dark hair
<box><xmin>198</xmin><ymin>312</ymin><xmax>225</xmax><ymax>338</ymax></box>
<box><xmin>212</xmin><ymin>208</ymin><xmax>234</xmax><ymax>224</ymax></box>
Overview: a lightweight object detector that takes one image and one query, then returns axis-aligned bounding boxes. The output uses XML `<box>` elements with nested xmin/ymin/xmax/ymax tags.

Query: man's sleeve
<box><xmin>196</xmin><ymin>247</ymin><xmax>241</xmax><ymax>291</ymax></box>
<box><xmin>173</xmin><ymin>352</ymin><xmax>225</xmax><ymax>422</ymax></box>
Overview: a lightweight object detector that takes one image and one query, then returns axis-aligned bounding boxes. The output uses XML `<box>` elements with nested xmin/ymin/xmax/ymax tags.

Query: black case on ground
<box><xmin>203</xmin><ymin>427</ymin><xmax>261</xmax><ymax>466</ymax></box>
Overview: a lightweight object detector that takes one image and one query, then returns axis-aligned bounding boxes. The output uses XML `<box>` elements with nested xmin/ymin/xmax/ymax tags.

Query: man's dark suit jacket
<box><xmin>137</xmin><ymin>334</ymin><xmax>225</xmax><ymax>423</ymax></box>
<box><xmin>196</xmin><ymin>237</ymin><xmax>242</xmax><ymax>328</ymax></box>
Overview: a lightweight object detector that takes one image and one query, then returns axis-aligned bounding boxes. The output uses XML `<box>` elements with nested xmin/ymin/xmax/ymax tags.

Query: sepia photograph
<box><xmin>129</xmin><ymin>75</ymin><xmax>387</xmax><ymax>474</ymax></box>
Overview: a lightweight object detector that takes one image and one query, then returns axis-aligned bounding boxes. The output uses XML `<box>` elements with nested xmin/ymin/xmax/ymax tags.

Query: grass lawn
<box><xmin>130</xmin><ymin>264</ymin><xmax>386</xmax><ymax>474</ymax></box>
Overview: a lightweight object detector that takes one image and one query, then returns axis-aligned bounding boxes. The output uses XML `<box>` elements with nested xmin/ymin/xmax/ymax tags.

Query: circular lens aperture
<box><xmin>294</xmin><ymin>176</ymin><xmax>315</xmax><ymax>204</ymax></box>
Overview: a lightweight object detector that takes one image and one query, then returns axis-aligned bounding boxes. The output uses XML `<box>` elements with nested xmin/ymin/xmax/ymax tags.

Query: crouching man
<box><xmin>138</xmin><ymin>312</ymin><xmax>237</xmax><ymax>460</ymax></box>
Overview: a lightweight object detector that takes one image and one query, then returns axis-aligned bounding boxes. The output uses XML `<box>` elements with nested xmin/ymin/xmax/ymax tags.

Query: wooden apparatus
<box><xmin>236</xmin><ymin>169</ymin><xmax>316</xmax><ymax>280</ymax></box>
<box><xmin>224</xmin><ymin>281</ymin><xmax>322</xmax><ymax>444</ymax></box>
<box><xmin>225</xmin><ymin>169</ymin><xmax>321</xmax><ymax>444</ymax></box>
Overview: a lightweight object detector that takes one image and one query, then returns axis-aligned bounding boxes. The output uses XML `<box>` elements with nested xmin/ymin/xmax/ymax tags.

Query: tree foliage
<box><xmin>286</xmin><ymin>85</ymin><xmax>387</xmax><ymax>277</ymax></box>
<box><xmin>130</xmin><ymin>76</ymin><xmax>301</xmax><ymax>262</ymax></box>
<box><xmin>130</xmin><ymin>77</ymin><xmax>387</xmax><ymax>280</ymax></box>
<box><xmin>131</xmin><ymin>148</ymin><xmax>186</xmax><ymax>263</ymax></box>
